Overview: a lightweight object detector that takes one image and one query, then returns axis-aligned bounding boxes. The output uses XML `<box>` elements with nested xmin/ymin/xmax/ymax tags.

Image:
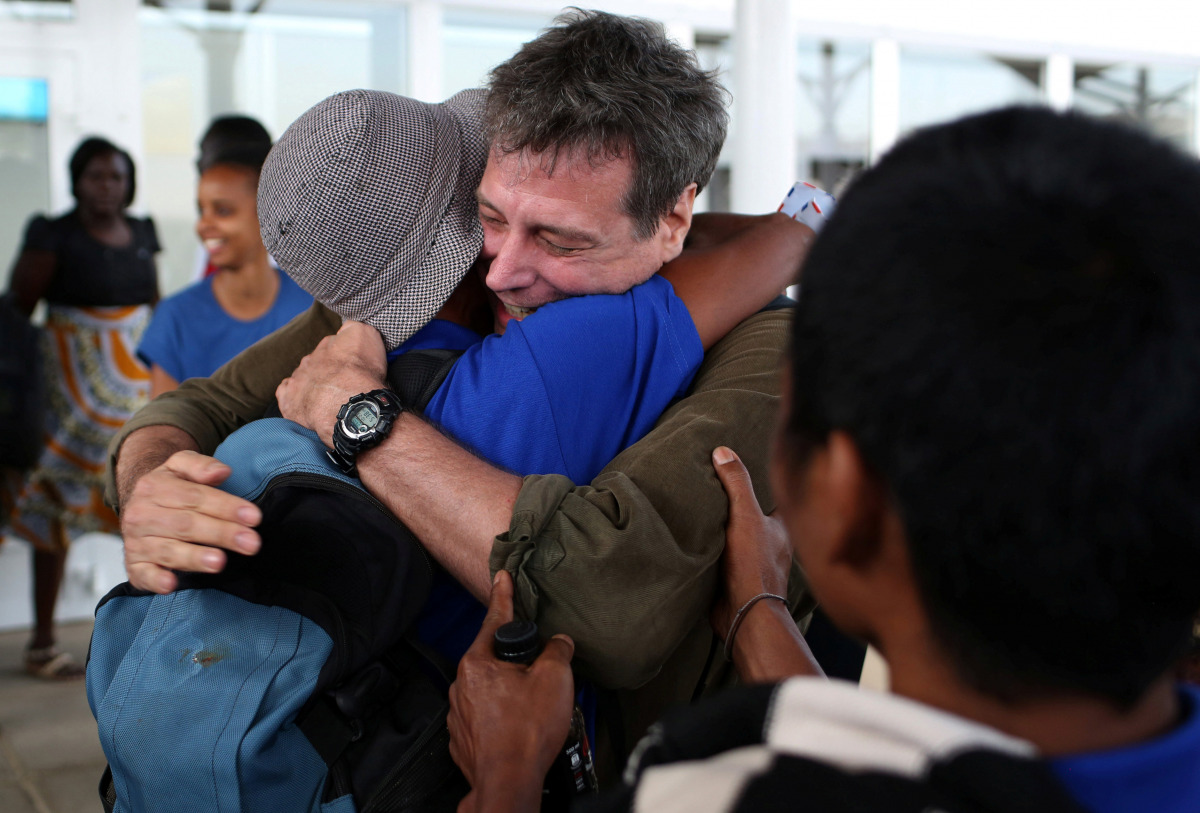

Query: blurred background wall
<box><xmin>2</xmin><ymin>0</ymin><xmax>1199</xmax><ymax>628</ymax></box>
<box><xmin>4</xmin><ymin>0</ymin><xmax>1200</xmax><ymax>298</ymax></box>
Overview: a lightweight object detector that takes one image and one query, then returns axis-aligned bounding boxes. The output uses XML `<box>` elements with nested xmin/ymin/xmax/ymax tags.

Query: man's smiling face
<box><xmin>475</xmin><ymin>147</ymin><xmax>688</xmax><ymax>334</ymax></box>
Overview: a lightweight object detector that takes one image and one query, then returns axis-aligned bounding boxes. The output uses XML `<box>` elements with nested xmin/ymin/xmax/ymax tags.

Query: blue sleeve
<box><xmin>389</xmin><ymin>319</ymin><xmax>483</xmax><ymax>356</ymax></box>
<box><xmin>137</xmin><ymin>297</ymin><xmax>186</xmax><ymax>381</ymax></box>
<box><xmin>273</xmin><ymin>272</ymin><xmax>313</xmax><ymax>321</ymax></box>
<box><xmin>425</xmin><ymin>275</ymin><xmax>703</xmax><ymax>483</ymax></box>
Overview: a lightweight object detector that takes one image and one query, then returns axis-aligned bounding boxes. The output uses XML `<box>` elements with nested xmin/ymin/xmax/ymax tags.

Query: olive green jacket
<box><xmin>104</xmin><ymin>301</ymin><xmax>814</xmax><ymax>775</ymax></box>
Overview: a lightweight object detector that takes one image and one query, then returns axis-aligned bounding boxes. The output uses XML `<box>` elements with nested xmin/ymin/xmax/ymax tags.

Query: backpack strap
<box><xmin>99</xmin><ymin>765</ymin><xmax>117</xmax><ymax>813</ymax></box>
<box><xmin>298</xmin><ymin>698</ymin><xmax>359</xmax><ymax>767</ymax></box>
<box><xmin>386</xmin><ymin>348</ymin><xmax>464</xmax><ymax>411</ymax></box>
<box><xmin>261</xmin><ymin>346</ymin><xmax>462</xmax><ymax>420</ymax></box>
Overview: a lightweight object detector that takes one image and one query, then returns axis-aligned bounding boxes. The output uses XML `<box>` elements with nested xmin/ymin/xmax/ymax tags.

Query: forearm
<box><xmin>728</xmin><ymin>599</ymin><xmax>824</xmax><ymax>684</ymax></box>
<box><xmin>114</xmin><ymin>425</ymin><xmax>201</xmax><ymax>509</ymax></box>
<box><xmin>357</xmin><ymin>414</ymin><xmax>522</xmax><ymax>601</ymax></box>
<box><xmin>661</xmin><ymin>213</ymin><xmax>812</xmax><ymax>348</ymax></box>
<box><xmin>493</xmin><ymin>310</ymin><xmax>799</xmax><ymax>688</ymax></box>
<box><xmin>462</xmin><ymin>770</ymin><xmax>544</xmax><ymax>813</ymax></box>
<box><xmin>683</xmin><ymin>212</ymin><xmax>763</xmax><ymax>251</ymax></box>
<box><xmin>105</xmin><ymin>301</ymin><xmax>338</xmax><ymax>507</ymax></box>
<box><xmin>494</xmin><ymin>470</ymin><xmax>721</xmax><ymax>688</ymax></box>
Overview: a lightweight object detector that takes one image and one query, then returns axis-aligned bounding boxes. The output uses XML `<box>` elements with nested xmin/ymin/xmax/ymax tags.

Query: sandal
<box><xmin>25</xmin><ymin>646</ymin><xmax>86</xmax><ymax>681</ymax></box>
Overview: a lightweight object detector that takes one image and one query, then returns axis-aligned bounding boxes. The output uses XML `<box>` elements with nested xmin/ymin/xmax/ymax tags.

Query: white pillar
<box><xmin>869</xmin><ymin>38</ymin><xmax>900</xmax><ymax>166</ymax></box>
<box><xmin>731</xmin><ymin>0</ymin><xmax>797</xmax><ymax>213</ymax></box>
<box><xmin>73</xmin><ymin>0</ymin><xmax>144</xmax><ymax>203</ymax></box>
<box><xmin>663</xmin><ymin>20</ymin><xmax>695</xmax><ymax>51</ymax></box>
<box><xmin>407</xmin><ymin>0</ymin><xmax>444</xmax><ymax>102</ymax></box>
<box><xmin>1045</xmin><ymin>53</ymin><xmax>1074</xmax><ymax>111</ymax></box>
<box><xmin>198</xmin><ymin>28</ymin><xmax>245</xmax><ymax>116</ymax></box>
<box><xmin>73</xmin><ymin>0</ymin><xmax>142</xmax><ymax>148</ymax></box>
<box><xmin>369</xmin><ymin>6</ymin><xmax>407</xmax><ymax>94</ymax></box>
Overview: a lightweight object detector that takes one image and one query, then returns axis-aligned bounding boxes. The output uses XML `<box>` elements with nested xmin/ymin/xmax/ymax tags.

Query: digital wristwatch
<box><xmin>327</xmin><ymin>389</ymin><xmax>404</xmax><ymax>476</ymax></box>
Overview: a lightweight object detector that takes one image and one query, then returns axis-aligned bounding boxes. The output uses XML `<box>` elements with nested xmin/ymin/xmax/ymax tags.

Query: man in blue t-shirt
<box><xmin>115</xmin><ymin>11</ymin><xmax>735</xmax><ymax>601</ymax></box>
<box><xmin>111</xmin><ymin>13</ymin><xmax>819</xmax><ymax>776</ymax></box>
<box><xmin>448</xmin><ymin>108</ymin><xmax>1200</xmax><ymax>812</ymax></box>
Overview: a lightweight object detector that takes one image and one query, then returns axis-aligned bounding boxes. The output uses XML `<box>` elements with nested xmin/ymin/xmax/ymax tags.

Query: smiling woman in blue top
<box><xmin>137</xmin><ymin>142</ymin><xmax>311</xmax><ymax>396</ymax></box>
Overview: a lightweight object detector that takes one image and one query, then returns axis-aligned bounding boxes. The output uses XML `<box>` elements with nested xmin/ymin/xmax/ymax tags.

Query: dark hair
<box><xmin>786</xmin><ymin>106</ymin><xmax>1200</xmax><ymax>707</ymax></box>
<box><xmin>485</xmin><ymin>9</ymin><xmax>729</xmax><ymax>239</ymax></box>
<box><xmin>69</xmin><ymin>136</ymin><xmax>136</xmax><ymax>207</ymax></box>
<box><xmin>198</xmin><ymin>115</ymin><xmax>272</xmax><ymax>173</ymax></box>
<box><xmin>202</xmin><ymin>141</ymin><xmax>272</xmax><ymax>181</ymax></box>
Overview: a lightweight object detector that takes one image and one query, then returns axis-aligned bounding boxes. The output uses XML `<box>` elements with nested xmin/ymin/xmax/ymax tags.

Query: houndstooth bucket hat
<box><xmin>258</xmin><ymin>88</ymin><xmax>488</xmax><ymax>349</ymax></box>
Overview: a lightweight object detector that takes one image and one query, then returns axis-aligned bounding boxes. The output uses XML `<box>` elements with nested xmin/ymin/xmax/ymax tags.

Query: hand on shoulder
<box><xmin>710</xmin><ymin>445</ymin><xmax>792</xmax><ymax>639</ymax></box>
<box><xmin>276</xmin><ymin>320</ymin><xmax>388</xmax><ymax>446</ymax></box>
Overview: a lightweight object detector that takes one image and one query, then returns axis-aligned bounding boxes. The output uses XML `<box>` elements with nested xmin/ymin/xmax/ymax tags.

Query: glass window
<box><xmin>694</xmin><ymin>34</ymin><xmax>733</xmax><ymax>212</ymax></box>
<box><xmin>0</xmin><ymin>90</ymin><xmax>50</xmax><ymax>283</ymax></box>
<box><xmin>0</xmin><ymin>0</ymin><xmax>72</xmax><ymax>22</ymax></box>
<box><xmin>899</xmin><ymin>45</ymin><xmax>1042</xmax><ymax>134</ymax></box>
<box><xmin>442</xmin><ymin>9</ymin><xmax>549</xmax><ymax>99</ymax></box>
<box><xmin>1073</xmin><ymin>62</ymin><xmax>1196</xmax><ymax>151</ymax></box>
<box><xmin>0</xmin><ymin>76</ymin><xmax>48</xmax><ymax>121</ymax></box>
<box><xmin>140</xmin><ymin>1</ymin><xmax>405</xmax><ymax>293</ymax></box>
<box><xmin>797</xmin><ymin>38</ymin><xmax>871</xmax><ymax>195</ymax></box>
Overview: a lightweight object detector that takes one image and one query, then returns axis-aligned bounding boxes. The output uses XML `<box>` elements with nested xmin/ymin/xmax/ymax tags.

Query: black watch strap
<box><xmin>327</xmin><ymin>389</ymin><xmax>404</xmax><ymax>476</ymax></box>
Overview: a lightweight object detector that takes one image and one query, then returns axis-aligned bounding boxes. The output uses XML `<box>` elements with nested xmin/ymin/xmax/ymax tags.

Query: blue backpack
<box><xmin>88</xmin><ymin>352</ymin><xmax>468</xmax><ymax>813</ymax></box>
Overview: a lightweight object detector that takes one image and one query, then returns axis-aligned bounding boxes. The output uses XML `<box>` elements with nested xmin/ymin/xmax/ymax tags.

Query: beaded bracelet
<box><xmin>723</xmin><ymin>592</ymin><xmax>789</xmax><ymax>662</ymax></box>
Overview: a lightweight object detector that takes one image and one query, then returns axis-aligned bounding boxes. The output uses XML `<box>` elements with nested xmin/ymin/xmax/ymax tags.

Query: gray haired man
<box><xmin>107</xmin><ymin>9</ymin><xmax>812</xmax><ymax>777</ymax></box>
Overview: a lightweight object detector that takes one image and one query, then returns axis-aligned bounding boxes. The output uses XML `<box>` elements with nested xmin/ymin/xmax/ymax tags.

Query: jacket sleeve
<box><xmin>104</xmin><ymin>301</ymin><xmax>341</xmax><ymax>507</ymax></box>
<box><xmin>490</xmin><ymin>308</ymin><xmax>807</xmax><ymax>689</ymax></box>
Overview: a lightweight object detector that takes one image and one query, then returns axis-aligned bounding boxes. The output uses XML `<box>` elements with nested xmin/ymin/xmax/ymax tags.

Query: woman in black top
<box><xmin>4</xmin><ymin>136</ymin><xmax>159</xmax><ymax>679</ymax></box>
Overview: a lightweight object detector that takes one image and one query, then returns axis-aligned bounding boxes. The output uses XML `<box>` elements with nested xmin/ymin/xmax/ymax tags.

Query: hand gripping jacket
<box><xmin>87</xmin><ymin>350</ymin><xmax>466</xmax><ymax>813</ymax></box>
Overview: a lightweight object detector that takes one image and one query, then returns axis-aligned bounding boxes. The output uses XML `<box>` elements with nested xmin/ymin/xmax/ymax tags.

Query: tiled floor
<box><xmin>0</xmin><ymin>620</ymin><xmax>105</xmax><ymax>813</ymax></box>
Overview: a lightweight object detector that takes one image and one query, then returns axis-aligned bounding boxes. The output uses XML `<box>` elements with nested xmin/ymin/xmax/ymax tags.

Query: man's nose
<box><xmin>483</xmin><ymin>233</ymin><xmax>538</xmax><ymax>292</ymax></box>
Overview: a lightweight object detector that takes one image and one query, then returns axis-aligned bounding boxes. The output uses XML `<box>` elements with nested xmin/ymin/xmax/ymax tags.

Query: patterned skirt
<box><xmin>5</xmin><ymin>304</ymin><xmax>151</xmax><ymax>552</ymax></box>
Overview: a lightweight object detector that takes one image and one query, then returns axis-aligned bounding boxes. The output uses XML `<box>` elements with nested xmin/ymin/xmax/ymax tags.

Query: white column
<box><xmin>663</xmin><ymin>20</ymin><xmax>695</xmax><ymax>51</ymax></box>
<box><xmin>731</xmin><ymin>0</ymin><xmax>797</xmax><ymax>213</ymax></box>
<box><xmin>198</xmin><ymin>29</ymin><xmax>245</xmax><ymax>116</ymax></box>
<box><xmin>240</xmin><ymin>25</ymin><xmax>278</xmax><ymax>132</ymax></box>
<box><xmin>73</xmin><ymin>0</ymin><xmax>143</xmax><ymax>157</ymax></box>
<box><xmin>869</xmin><ymin>38</ymin><xmax>900</xmax><ymax>166</ymax></box>
<box><xmin>407</xmin><ymin>0</ymin><xmax>444</xmax><ymax>102</ymax></box>
<box><xmin>1045</xmin><ymin>53</ymin><xmax>1074</xmax><ymax>111</ymax></box>
<box><xmin>369</xmin><ymin>6</ymin><xmax>407</xmax><ymax>94</ymax></box>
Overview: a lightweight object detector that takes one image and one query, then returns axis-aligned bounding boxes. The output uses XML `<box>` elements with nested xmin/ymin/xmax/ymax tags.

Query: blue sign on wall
<box><xmin>0</xmin><ymin>78</ymin><xmax>49</xmax><ymax>122</ymax></box>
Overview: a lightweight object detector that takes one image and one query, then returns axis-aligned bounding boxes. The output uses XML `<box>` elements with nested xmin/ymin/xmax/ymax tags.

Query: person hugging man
<box><xmin>448</xmin><ymin>106</ymin><xmax>1200</xmax><ymax>812</ymax></box>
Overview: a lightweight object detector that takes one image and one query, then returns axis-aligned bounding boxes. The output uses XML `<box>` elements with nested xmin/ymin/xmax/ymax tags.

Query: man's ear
<box><xmin>796</xmin><ymin>430</ymin><xmax>901</xmax><ymax>645</ymax></box>
<box><xmin>821</xmin><ymin>430</ymin><xmax>890</xmax><ymax>571</ymax></box>
<box><xmin>657</xmin><ymin>183</ymin><xmax>697</xmax><ymax>263</ymax></box>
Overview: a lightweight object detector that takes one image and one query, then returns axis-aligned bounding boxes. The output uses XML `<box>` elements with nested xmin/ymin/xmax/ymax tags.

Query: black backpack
<box><xmin>88</xmin><ymin>350</ymin><xmax>467</xmax><ymax>813</ymax></box>
<box><xmin>0</xmin><ymin>292</ymin><xmax>45</xmax><ymax>470</ymax></box>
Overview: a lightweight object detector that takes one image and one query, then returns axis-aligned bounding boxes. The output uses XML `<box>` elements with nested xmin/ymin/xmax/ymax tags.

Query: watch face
<box><xmin>344</xmin><ymin>401</ymin><xmax>381</xmax><ymax>437</ymax></box>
